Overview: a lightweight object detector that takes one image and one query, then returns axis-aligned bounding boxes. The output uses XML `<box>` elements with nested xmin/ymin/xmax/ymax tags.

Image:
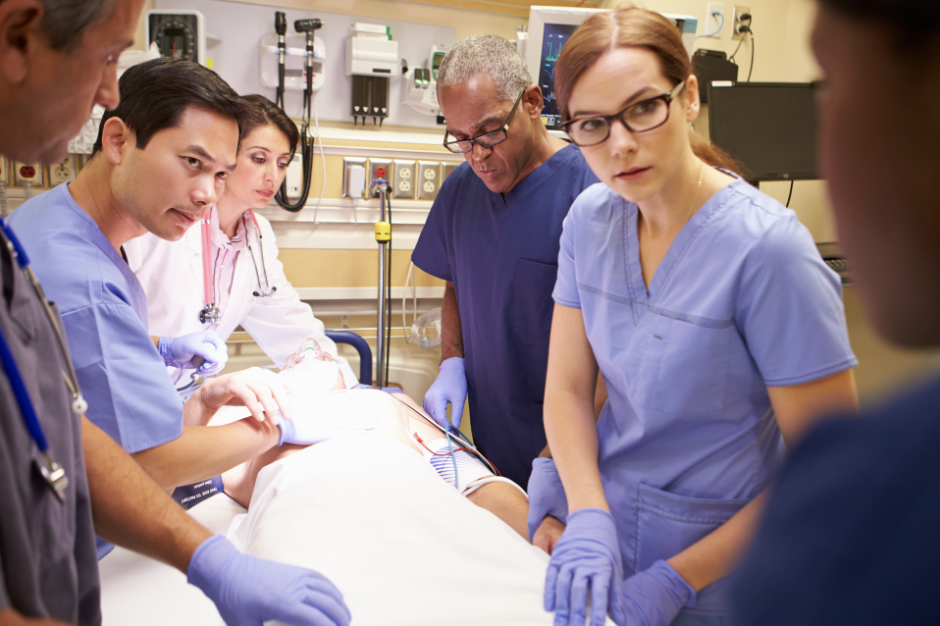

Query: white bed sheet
<box><xmin>99</xmin><ymin>429</ymin><xmax>611</xmax><ymax>626</ymax></box>
<box><xmin>231</xmin><ymin>430</ymin><xmax>613</xmax><ymax>626</ymax></box>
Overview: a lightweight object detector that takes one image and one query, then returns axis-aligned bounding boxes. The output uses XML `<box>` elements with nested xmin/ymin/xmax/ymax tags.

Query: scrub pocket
<box><xmin>629</xmin><ymin>312</ymin><xmax>733</xmax><ymax>414</ymax></box>
<box><xmin>635</xmin><ymin>482</ymin><xmax>749</xmax><ymax>615</ymax></box>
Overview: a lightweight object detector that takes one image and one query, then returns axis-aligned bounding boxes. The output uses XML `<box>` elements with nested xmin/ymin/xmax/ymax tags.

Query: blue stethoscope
<box><xmin>0</xmin><ymin>219</ymin><xmax>87</xmax><ymax>501</ymax></box>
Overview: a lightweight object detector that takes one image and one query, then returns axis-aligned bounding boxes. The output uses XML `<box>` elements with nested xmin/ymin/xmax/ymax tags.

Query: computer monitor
<box><xmin>525</xmin><ymin>6</ymin><xmax>697</xmax><ymax>130</ymax></box>
<box><xmin>707</xmin><ymin>81</ymin><xmax>819</xmax><ymax>182</ymax></box>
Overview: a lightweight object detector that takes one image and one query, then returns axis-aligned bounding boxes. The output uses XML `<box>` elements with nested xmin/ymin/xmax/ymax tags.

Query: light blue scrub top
<box><xmin>553</xmin><ymin>177</ymin><xmax>857</xmax><ymax>617</ymax></box>
<box><xmin>8</xmin><ymin>184</ymin><xmax>184</xmax><ymax>454</ymax></box>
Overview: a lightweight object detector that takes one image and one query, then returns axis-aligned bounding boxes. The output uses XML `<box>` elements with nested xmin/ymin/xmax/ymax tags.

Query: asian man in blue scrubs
<box><xmin>412</xmin><ymin>35</ymin><xmax>598</xmax><ymax>488</ymax></box>
<box><xmin>0</xmin><ymin>8</ymin><xmax>349</xmax><ymax>620</ymax></box>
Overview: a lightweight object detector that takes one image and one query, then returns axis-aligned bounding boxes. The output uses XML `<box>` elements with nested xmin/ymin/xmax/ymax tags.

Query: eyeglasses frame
<box><xmin>442</xmin><ymin>88</ymin><xmax>528</xmax><ymax>154</ymax></box>
<box><xmin>560</xmin><ymin>80</ymin><xmax>687</xmax><ymax>147</ymax></box>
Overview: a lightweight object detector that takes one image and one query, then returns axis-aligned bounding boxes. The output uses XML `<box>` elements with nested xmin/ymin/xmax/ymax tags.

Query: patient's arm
<box><xmin>221</xmin><ymin>390</ymin><xmax>530</xmax><ymax>538</ymax></box>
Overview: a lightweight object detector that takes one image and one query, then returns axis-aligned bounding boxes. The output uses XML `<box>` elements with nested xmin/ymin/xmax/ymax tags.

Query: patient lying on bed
<box><xmin>218</xmin><ymin>340</ymin><xmax>529</xmax><ymax>538</ymax></box>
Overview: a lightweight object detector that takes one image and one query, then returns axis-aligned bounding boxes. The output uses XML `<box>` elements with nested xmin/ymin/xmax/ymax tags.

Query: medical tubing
<box><xmin>275</xmin><ymin>29</ymin><xmax>315</xmax><ymax>212</ymax></box>
<box><xmin>402</xmin><ymin>262</ymin><xmax>417</xmax><ymax>344</ymax></box>
<box><xmin>201</xmin><ymin>219</ymin><xmax>213</xmax><ymax>306</ymax></box>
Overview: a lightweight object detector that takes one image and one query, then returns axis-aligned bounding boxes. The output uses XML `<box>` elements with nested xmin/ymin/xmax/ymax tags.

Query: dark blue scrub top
<box><xmin>733</xmin><ymin>377</ymin><xmax>940</xmax><ymax>625</ymax></box>
<box><xmin>412</xmin><ymin>144</ymin><xmax>598</xmax><ymax>487</ymax></box>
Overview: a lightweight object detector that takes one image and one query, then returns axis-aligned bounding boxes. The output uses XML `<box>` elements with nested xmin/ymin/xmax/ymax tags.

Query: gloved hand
<box><xmin>423</xmin><ymin>357</ymin><xmax>467</xmax><ymax>429</ymax></box>
<box><xmin>620</xmin><ymin>560</ymin><xmax>696</xmax><ymax>626</ymax></box>
<box><xmin>527</xmin><ymin>457</ymin><xmax>569</xmax><ymax>541</ymax></box>
<box><xmin>188</xmin><ymin>535</ymin><xmax>351</xmax><ymax>626</ymax></box>
<box><xmin>544</xmin><ymin>508</ymin><xmax>626</xmax><ymax>626</ymax></box>
<box><xmin>158</xmin><ymin>330</ymin><xmax>228</xmax><ymax>376</ymax></box>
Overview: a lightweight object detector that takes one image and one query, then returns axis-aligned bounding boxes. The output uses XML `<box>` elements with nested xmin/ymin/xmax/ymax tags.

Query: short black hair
<box><xmin>819</xmin><ymin>0</ymin><xmax>939</xmax><ymax>50</ymax></box>
<box><xmin>92</xmin><ymin>58</ymin><xmax>250</xmax><ymax>155</ymax></box>
<box><xmin>240</xmin><ymin>95</ymin><xmax>300</xmax><ymax>159</ymax></box>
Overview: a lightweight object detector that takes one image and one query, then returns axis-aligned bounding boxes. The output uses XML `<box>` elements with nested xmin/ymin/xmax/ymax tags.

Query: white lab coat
<box><xmin>124</xmin><ymin>212</ymin><xmax>358</xmax><ymax>388</ymax></box>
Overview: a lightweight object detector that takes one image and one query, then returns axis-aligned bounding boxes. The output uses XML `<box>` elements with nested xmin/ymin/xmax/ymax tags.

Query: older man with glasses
<box><xmin>411</xmin><ymin>34</ymin><xmax>598</xmax><ymax>492</ymax></box>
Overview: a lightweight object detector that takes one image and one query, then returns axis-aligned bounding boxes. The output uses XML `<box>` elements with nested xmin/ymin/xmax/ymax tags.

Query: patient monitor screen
<box><xmin>538</xmin><ymin>23</ymin><xmax>578</xmax><ymax>129</ymax></box>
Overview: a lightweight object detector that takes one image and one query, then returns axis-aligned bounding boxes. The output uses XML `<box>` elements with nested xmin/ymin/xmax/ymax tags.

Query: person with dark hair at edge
<box><xmin>1</xmin><ymin>39</ymin><xmax>349</xmax><ymax>625</ymax></box>
<box><xmin>125</xmin><ymin>94</ymin><xmax>358</xmax><ymax>391</ymax></box>
<box><xmin>732</xmin><ymin>1</ymin><xmax>940</xmax><ymax>623</ymax></box>
<box><xmin>534</xmin><ymin>7</ymin><xmax>860</xmax><ymax>626</ymax></box>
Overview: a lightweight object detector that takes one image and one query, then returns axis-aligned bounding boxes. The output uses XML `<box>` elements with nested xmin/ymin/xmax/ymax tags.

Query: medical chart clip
<box><xmin>373</xmin><ymin>178</ymin><xmax>391</xmax><ymax>388</ymax></box>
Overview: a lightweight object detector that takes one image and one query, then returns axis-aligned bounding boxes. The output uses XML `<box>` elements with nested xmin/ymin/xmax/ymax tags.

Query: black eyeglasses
<box><xmin>560</xmin><ymin>80</ymin><xmax>686</xmax><ymax>147</ymax></box>
<box><xmin>443</xmin><ymin>88</ymin><xmax>527</xmax><ymax>153</ymax></box>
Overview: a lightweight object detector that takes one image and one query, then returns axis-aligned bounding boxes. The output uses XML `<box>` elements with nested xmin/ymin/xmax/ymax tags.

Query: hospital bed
<box><xmin>100</xmin><ymin>334</ymin><xmax>610</xmax><ymax>625</ymax></box>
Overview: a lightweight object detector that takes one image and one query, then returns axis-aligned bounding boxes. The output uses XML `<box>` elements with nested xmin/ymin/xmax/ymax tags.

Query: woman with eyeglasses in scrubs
<box><xmin>126</xmin><ymin>95</ymin><xmax>356</xmax><ymax>389</ymax></box>
<box><xmin>529</xmin><ymin>8</ymin><xmax>860</xmax><ymax>626</ymax></box>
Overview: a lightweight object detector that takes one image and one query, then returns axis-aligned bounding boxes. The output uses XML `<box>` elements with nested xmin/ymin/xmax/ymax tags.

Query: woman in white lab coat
<box><xmin>126</xmin><ymin>95</ymin><xmax>357</xmax><ymax>388</ymax></box>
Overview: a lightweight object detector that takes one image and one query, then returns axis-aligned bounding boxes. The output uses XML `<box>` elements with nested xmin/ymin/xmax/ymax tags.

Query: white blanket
<box><xmin>230</xmin><ymin>431</ymin><xmax>593</xmax><ymax>626</ymax></box>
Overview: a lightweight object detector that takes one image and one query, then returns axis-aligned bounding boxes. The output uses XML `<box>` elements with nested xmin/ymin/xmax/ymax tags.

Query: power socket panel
<box><xmin>442</xmin><ymin>162</ymin><xmax>460</xmax><ymax>182</ymax></box>
<box><xmin>14</xmin><ymin>162</ymin><xmax>42</xmax><ymax>187</ymax></box>
<box><xmin>369</xmin><ymin>158</ymin><xmax>391</xmax><ymax>198</ymax></box>
<box><xmin>47</xmin><ymin>155</ymin><xmax>76</xmax><ymax>187</ymax></box>
<box><xmin>342</xmin><ymin>157</ymin><xmax>367</xmax><ymax>198</ymax></box>
<box><xmin>732</xmin><ymin>5</ymin><xmax>751</xmax><ymax>39</ymax></box>
<box><xmin>417</xmin><ymin>161</ymin><xmax>441</xmax><ymax>200</ymax></box>
<box><xmin>391</xmin><ymin>160</ymin><xmax>416</xmax><ymax>200</ymax></box>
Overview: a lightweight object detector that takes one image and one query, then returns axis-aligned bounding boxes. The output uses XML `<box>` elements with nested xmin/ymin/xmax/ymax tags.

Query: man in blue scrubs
<box><xmin>733</xmin><ymin>0</ymin><xmax>940</xmax><ymax>624</ymax></box>
<box><xmin>0</xmin><ymin>1</ymin><xmax>349</xmax><ymax>625</ymax></box>
<box><xmin>411</xmin><ymin>35</ymin><xmax>598</xmax><ymax>488</ymax></box>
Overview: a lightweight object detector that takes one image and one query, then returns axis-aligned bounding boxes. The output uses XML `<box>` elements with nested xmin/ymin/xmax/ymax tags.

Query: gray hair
<box><xmin>436</xmin><ymin>34</ymin><xmax>532</xmax><ymax>103</ymax></box>
<box><xmin>38</xmin><ymin>0</ymin><xmax>115</xmax><ymax>51</ymax></box>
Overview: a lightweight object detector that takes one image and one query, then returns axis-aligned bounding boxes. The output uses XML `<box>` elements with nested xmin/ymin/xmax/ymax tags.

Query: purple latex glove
<box><xmin>158</xmin><ymin>330</ymin><xmax>228</xmax><ymax>376</ymax></box>
<box><xmin>620</xmin><ymin>560</ymin><xmax>696</xmax><ymax>626</ymax></box>
<box><xmin>422</xmin><ymin>357</ymin><xmax>467</xmax><ymax>429</ymax></box>
<box><xmin>527</xmin><ymin>457</ymin><xmax>569</xmax><ymax>541</ymax></box>
<box><xmin>545</xmin><ymin>508</ymin><xmax>626</xmax><ymax>626</ymax></box>
<box><xmin>188</xmin><ymin>535</ymin><xmax>351</xmax><ymax>626</ymax></box>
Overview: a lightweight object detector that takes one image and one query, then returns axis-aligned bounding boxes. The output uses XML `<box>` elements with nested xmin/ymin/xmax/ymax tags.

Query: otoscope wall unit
<box><xmin>154</xmin><ymin>0</ymin><xmax>456</xmax><ymax>129</ymax></box>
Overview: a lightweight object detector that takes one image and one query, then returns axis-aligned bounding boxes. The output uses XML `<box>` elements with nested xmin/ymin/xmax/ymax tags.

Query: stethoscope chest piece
<box><xmin>199</xmin><ymin>304</ymin><xmax>221</xmax><ymax>326</ymax></box>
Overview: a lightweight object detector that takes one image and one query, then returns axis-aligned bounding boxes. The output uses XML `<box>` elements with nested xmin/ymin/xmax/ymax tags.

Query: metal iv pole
<box><xmin>372</xmin><ymin>177</ymin><xmax>391</xmax><ymax>387</ymax></box>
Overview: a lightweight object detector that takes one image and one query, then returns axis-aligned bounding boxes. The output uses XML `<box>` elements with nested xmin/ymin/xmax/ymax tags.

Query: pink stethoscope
<box><xmin>198</xmin><ymin>208</ymin><xmax>276</xmax><ymax>327</ymax></box>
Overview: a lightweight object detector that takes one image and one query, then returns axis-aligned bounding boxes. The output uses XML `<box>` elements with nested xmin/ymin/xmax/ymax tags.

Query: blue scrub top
<box><xmin>412</xmin><ymin>144</ymin><xmax>598</xmax><ymax>487</ymax></box>
<box><xmin>8</xmin><ymin>184</ymin><xmax>184</xmax><ymax>455</ymax></box>
<box><xmin>554</xmin><ymin>177</ymin><xmax>857</xmax><ymax>617</ymax></box>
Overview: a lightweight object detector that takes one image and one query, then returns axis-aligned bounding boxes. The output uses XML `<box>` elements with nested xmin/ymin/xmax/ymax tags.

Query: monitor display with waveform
<box><xmin>538</xmin><ymin>23</ymin><xmax>578</xmax><ymax>128</ymax></box>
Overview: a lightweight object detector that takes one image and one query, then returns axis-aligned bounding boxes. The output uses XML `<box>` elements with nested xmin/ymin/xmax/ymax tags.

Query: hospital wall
<box><xmin>6</xmin><ymin>0</ymin><xmax>934</xmax><ymax>420</ymax></box>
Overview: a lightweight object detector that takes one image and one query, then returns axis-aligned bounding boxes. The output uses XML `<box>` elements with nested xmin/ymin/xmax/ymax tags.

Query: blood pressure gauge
<box><xmin>146</xmin><ymin>10</ymin><xmax>206</xmax><ymax>66</ymax></box>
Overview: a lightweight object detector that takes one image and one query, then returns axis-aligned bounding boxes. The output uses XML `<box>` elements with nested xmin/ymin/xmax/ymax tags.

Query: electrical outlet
<box><xmin>732</xmin><ymin>5</ymin><xmax>751</xmax><ymax>39</ymax></box>
<box><xmin>284</xmin><ymin>153</ymin><xmax>303</xmax><ymax>200</ymax></box>
<box><xmin>368</xmin><ymin>158</ymin><xmax>391</xmax><ymax>197</ymax></box>
<box><xmin>342</xmin><ymin>157</ymin><xmax>367</xmax><ymax>198</ymax></box>
<box><xmin>705</xmin><ymin>3</ymin><xmax>724</xmax><ymax>37</ymax></box>
<box><xmin>417</xmin><ymin>161</ymin><xmax>440</xmax><ymax>200</ymax></box>
<box><xmin>14</xmin><ymin>162</ymin><xmax>42</xmax><ymax>187</ymax></box>
<box><xmin>47</xmin><ymin>155</ymin><xmax>76</xmax><ymax>187</ymax></box>
<box><xmin>442</xmin><ymin>162</ymin><xmax>459</xmax><ymax>181</ymax></box>
<box><xmin>391</xmin><ymin>159</ymin><xmax>416</xmax><ymax>199</ymax></box>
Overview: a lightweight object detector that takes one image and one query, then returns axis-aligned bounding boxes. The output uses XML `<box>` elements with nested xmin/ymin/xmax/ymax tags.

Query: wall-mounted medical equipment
<box><xmin>707</xmin><ymin>81</ymin><xmax>818</xmax><ymax>183</ymax></box>
<box><xmin>526</xmin><ymin>6</ymin><xmax>697</xmax><ymax>130</ymax></box>
<box><xmin>346</xmin><ymin>23</ymin><xmax>399</xmax><ymax>126</ymax></box>
<box><xmin>272</xmin><ymin>13</ymin><xmax>322</xmax><ymax>212</ymax></box>
<box><xmin>400</xmin><ymin>45</ymin><xmax>449</xmax><ymax>117</ymax></box>
<box><xmin>147</xmin><ymin>10</ymin><xmax>206</xmax><ymax>65</ymax></box>
<box><xmin>258</xmin><ymin>19</ymin><xmax>325</xmax><ymax>94</ymax></box>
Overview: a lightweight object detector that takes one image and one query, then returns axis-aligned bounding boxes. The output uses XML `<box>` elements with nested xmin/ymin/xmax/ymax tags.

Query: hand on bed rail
<box><xmin>196</xmin><ymin>367</ymin><xmax>293</xmax><ymax>423</ymax></box>
<box><xmin>188</xmin><ymin>535</ymin><xmax>351</xmax><ymax>626</ymax></box>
